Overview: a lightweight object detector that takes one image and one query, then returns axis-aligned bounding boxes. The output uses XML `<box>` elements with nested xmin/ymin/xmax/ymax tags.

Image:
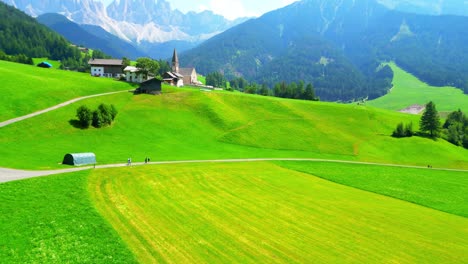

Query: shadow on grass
<box><xmin>69</xmin><ymin>119</ymin><xmax>88</xmax><ymax>130</ymax></box>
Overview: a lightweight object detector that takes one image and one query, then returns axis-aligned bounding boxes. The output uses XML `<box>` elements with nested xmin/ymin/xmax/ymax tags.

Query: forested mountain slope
<box><xmin>0</xmin><ymin>2</ymin><xmax>81</xmax><ymax>62</ymax></box>
<box><xmin>181</xmin><ymin>0</ymin><xmax>468</xmax><ymax>101</ymax></box>
<box><xmin>37</xmin><ymin>13</ymin><xmax>146</xmax><ymax>59</ymax></box>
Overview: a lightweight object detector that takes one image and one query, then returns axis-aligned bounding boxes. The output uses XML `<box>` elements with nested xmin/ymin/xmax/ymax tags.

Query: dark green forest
<box><xmin>181</xmin><ymin>0</ymin><xmax>468</xmax><ymax>101</ymax></box>
<box><xmin>0</xmin><ymin>2</ymin><xmax>82</xmax><ymax>66</ymax></box>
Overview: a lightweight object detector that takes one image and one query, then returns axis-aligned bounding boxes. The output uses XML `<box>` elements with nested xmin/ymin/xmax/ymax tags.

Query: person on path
<box><xmin>128</xmin><ymin>158</ymin><xmax>131</xmax><ymax>166</ymax></box>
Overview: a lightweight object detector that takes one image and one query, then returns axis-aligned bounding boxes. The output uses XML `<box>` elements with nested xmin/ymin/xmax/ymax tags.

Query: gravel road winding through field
<box><xmin>1</xmin><ymin>158</ymin><xmax>467</xmax><ymax>184</ymax></box>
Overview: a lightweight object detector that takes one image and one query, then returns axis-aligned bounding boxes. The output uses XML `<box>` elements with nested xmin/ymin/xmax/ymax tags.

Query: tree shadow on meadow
<box><xmin>69</xmin><ymin>119</ymin><xmax>86</xmax><ymax>129</ymax></box>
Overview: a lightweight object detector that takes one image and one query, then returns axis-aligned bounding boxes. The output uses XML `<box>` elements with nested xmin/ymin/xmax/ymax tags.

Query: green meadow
<box><xmin>277</xmin><ymin>161</ymin><xmax>468</xmax><ymax>217</ymax></box>
<box><xmin>2</xmin><ymin>162</ymin><xmax>466</xmax><ymax>263</ymax></box>
<box><xmin>368</xmin><ymin>62</ymin><xmax>468</xmax><ymax>113</ymax></box>
<box><xmin>1</xmin><ymin>87</ymin><xmax>467</xmax><ymax>170</ymax></box>
<box><xmin>87</xmin><ymin>162</ymin><xmax>467</xmax><ymax>263</ymax></box>
<box><xmin>0</xmin><ymin>60</ymin><xmax>134</xmax><ymax>121</ymax></box>
<box><xmin>0</xmin><ymin>170</ymin><xmax>136</xmax><ymax>263</ymax></box>
<box><xmin>1</xmin><ymin>60</ymin><xmax>467</xmax><ymax>263</ymax></box>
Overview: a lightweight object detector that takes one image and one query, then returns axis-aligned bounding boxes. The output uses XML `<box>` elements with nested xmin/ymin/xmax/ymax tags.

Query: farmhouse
<box><xmin>88</xmin><ymin>58</ymin><xmax>123</xmax><ymax>78</ymax></box>
<box><xmin>123</xmin><ymin>66</ymin><xmax>148</xmax><ymax>83</ymax></box>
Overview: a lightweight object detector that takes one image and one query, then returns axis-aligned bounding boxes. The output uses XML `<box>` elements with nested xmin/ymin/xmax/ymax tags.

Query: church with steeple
<box><xmin>163</xmin><ymin>48</ymin><xmax>199</xmax><ymax>87</ymax></box>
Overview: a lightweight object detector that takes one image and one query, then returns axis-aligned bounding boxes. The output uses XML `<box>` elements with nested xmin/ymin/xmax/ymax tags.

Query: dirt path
<box><xmin>0</xmin><ymin>90</ymin><xmax>131</xmax><ymax>128</ymax></box>
<box><xmin>1</xmin><ymin>158</ymin><xmax>467</xmax><ymax>184</ymax></box>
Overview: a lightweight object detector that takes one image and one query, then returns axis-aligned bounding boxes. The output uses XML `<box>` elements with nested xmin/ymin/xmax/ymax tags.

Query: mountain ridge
<box><xmin>180</xmin><ymin>0</ymin><xmax>468</xmax><ymax>101</ymax></box>
<box><xmin>37</xmin><ymin>13</ymin><xmax>147</xmax><ymax>59</ymax></box>
<box><xmin>0</xmin><ymin>0</ymin><xmax>248</xmax><ymax>58</ymax></box>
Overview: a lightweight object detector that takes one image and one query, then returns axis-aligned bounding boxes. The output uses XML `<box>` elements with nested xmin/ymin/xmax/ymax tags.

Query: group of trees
<box><xmin>206</xmin><ymin>72</ymin><xmax>228</xmax><ymax>88</ymax></box>
<box><xmin>272</xmin><ymin>81</ymin><xmax>318</xmax><ymax>101</ymax></box>
<box><xmin>392</xmin><ymin>101</ymin><xmax>468</xmax><ymax>149</ymax></box>
<box><xmin>443</xmin><ymin>109</ymin><xmax>468</xmax><ymax>148</ymax></box>
<box><xmin>122</xmin><ymin>57</ymin><xmax>170</xmax><ymax>78</ymax></box>
<box><xmin>0</xmin><ymin>50</ymin><xmax>33</xmax><ymax>65</ymax></box>
<box><xmin>76</xmin><ymin>104</ymin><xmax>118</xmax><ymax>129</ymax></box>
<box><xmin>206</xmin><ymin>72</ymin><xmax>319</xmax><ymax>101</ymax></box>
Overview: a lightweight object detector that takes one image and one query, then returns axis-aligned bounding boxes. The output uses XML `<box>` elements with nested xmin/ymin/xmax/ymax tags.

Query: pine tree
<box><xmin>420</xmin><ymin>101</ymin><xmax>441</xmax><ymax>138</ymax></box>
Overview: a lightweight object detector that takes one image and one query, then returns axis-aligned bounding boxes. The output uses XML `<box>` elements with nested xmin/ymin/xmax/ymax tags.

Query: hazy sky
<box><xmin>99</xmin><ymin>0</ymin><xmax>298</xmax><ymax>20</ymax></box>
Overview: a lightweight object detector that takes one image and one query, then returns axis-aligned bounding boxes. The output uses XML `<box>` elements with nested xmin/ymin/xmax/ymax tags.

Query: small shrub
<box><xmin>98</xmin><ymin>103</ymin><xmax>113</xmax><ymax>126</ymax></box>
<box><xmin>110</xmin><ymin>104</ymin><xmax>118</xmax><ymax>121</ymax></box>
<box><xmin>76</xmin><ymin>105</ymin><xmax>92</xmax><ymax>128</ymax></box>
<box><xmin>404</xmin><ymin>122</ymin><xmax>414</xmax><ymax>137</ymax></box>
<box><xmin>392</xmin><ymin>122</ymin><xmax>405</xmax><ymax>138</ymax></box>
<box><xmin>92</xmin><ymin>110</ymin><xmax>103</xmax><ymax>128</ymax></box>
<box><xmin>392</xmin><ymin>122</ymin><xmax>413</xmax><ymax>138</ymax></box>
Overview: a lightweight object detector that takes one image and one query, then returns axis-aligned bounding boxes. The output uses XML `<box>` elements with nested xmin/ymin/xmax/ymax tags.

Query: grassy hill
<box><xmin>1</xmin><ymin>86</ymin><xmax>468</xmax><ymax>170</ymax></box>
<box><xmin>368</xmin><ymin>62</ymin><xmax>468</xmax><ymax>113</ymax></box>
<box><xmin>1</xmin><ymin>62</ymin><xmax>467</xmax><ymax>262</ymax></box>
<box><xmin>0</xmin><ymin>60</ymin><xmax>135</xmax><ymax>121</ymax></box>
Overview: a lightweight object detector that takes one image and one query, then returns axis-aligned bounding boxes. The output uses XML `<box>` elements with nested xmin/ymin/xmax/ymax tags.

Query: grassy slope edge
<box><xmin>368</xmin><ymin>62</ymin><xmax>468</xmax><ymax>113</ymax></box>
<box><xmin>0</xmin><ymin>60</ymin><xmax>135</xmax><ymax>121</ymax></box>
<box><xmin>0</xmin><ymin>87</ymin><xmax>467</xmax><ymax>170</ymax></box>
<box><xmin>276</xmin><ymin>161</ymin><xmax>468</xmax><ymax>217</ymax></box>
<box><xmin>0</xmin><ymin>171</ymin><xmax>136</xmax><ymax>263</ymax></box>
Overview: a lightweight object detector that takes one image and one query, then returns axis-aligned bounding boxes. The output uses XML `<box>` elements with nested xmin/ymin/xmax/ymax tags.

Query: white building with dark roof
<box><xmin>88</xmin><ymin>59</ymin><xmax>123</xmax><ymax>78</ymax></box>
<box><xmin>123</xmin><ymin>66</ymin><xmax>148</xmax><ymax>83</ymax></box>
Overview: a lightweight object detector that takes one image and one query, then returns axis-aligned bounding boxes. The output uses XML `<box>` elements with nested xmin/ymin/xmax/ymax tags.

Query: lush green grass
<box><xmin>0</xmin><ymin>170</ymin><xmax>136</xmax><ymax>263</ymax></box>
<box><xmin>368</xmin><ymin>62</ymin><xmax>468</xmax><ymax>113</ymax></box>
<box><xmin>197</xmin><ymin>74</ymin><xmax>206</xmax><ymax>85</ymax></box>
<box><xmin>32</xmin><ymin>58</ymin><xmax>61</xmax><ymax>68</ymax></box>
<box><xmin>277</xmin><ymin>161</ymin><xmax>468</xmax><ymax>217</ymax></box>
<box><xmin>89</xmin><ymin>162</ymin><xmax>468</xmax><ymax>263</ymax></box>
<box><xmin>0</xmin><ymin>86</ymin><xmax>467</xmax><ymax>170</ymax></box>
<box><xmin>0</xmin><ymin>60</ymin><xmax>135</xmax><ymax>121</ymax></box>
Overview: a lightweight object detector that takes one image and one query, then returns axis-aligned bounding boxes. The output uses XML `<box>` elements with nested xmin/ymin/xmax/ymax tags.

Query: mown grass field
<box><xmin>0</xmin><ymin>170</ymin><xmax>136</xmax><ymax>263</ymax></box>
<box><xmin>277</xmin><ymin>161</ymin><xmax>468</xmax><ymax>217</ymax></box>
<box><xmin>88</xmin><ymin>162</ymin><xmax>468</xmax><ymax>263</ymax></box>
<box><xmin>0</xmin><ymin>60</ymin><xmax>135</xmax><ymax>121</ymax></box>
<box><xmin>368</xmin><ymin>62</ymin><xmax>468</xmax><ymax>113</ymax></box>
<box><xmin>1</xmin><ymin>87</ymin><xmax>467</xmax><ymax>170</ymax></box>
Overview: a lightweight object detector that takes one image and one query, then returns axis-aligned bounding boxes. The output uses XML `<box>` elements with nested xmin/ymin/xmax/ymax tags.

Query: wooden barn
<box><xmin>136</xmin><ymin>78</ymin><xmax>162</xmax><ymax>95</ymax></box>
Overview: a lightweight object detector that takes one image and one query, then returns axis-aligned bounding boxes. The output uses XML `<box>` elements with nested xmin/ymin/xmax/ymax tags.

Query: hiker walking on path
<box><xmin>127</xmin><ymin>158</ymin><xmax>132</xmax><ymax>166</ymax></box>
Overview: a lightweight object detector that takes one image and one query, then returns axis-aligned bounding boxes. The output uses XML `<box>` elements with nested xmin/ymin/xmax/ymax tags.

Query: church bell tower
<box><xmin>172</xmin><ymin>48</ymin><xmax>179</xmax><ymax>73</ymax></box>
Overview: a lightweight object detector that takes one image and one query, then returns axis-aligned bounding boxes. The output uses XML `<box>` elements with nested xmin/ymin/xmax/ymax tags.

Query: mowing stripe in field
<box><xmin>88</xmin><ymin>162</ymin><xmax>468</xmax><ymax>263</ymax></box>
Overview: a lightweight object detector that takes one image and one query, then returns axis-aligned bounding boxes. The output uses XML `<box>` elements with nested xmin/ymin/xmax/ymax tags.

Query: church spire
<box><xmin>172</xmin><ymin>48</ymin><xmax>179</xmax><ymax>73</ymax></box>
